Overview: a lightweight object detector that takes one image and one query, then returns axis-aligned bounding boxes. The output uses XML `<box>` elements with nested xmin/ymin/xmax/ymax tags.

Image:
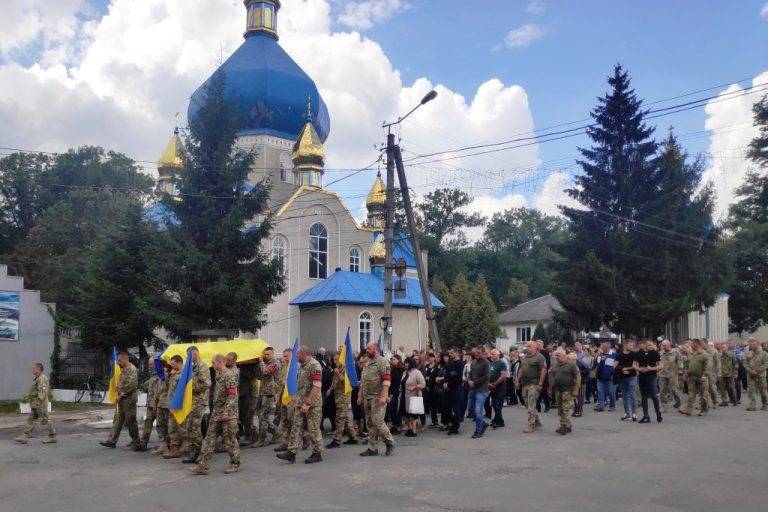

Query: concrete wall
<box><xmin>665</xmin><ymin>294</ymin><xmax>729</xmax><ymax>343</ymax></box>
<box><xmin>298</xmin><ymin>305</ymin><xmax>338</xmax><ymax>352</ymax></box>
<box><xmin>0</xmin><ymin>265</ymin><xmax>55</xmax><ymax>400</ymax></box>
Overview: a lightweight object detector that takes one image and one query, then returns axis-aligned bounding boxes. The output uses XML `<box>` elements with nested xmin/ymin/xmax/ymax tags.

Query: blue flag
<box><xmin>169</xmin><ymin>348</ymin><xmax>195</xmax><ymax>423</ymax></box>
<box><xmin>281</xmin><ymin>338</ymin><xmax>300</xmax><ymax>405</ymax></box>
<box><xmin>339</xmin><ymin>327</ymin><xmax>360</xmax><ymax>393</ymax></box>
<box><xmin>376</xmin><ymin>332</ymin><xmax>383</xmax><ymax>352</ymax></box>
<box><xmin>154</xmin><ymin>357</ymin><xmax>166</xmax><ymax>382</ymax></box>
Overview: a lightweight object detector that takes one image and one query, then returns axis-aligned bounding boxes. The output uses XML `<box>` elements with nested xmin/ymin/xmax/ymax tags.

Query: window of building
<box><xmin>359</xmin><ymin>311</ymin><xmax>373</xmax><ymax>352</ymax></box>
<box><xmin>271</xmin><ymin>236</ymin><xmax>287</xmax><ymax>277</ymax></box>
<box><xmin>516</xmin><ymin>326</ymin><xmax>532</xmax><ymax>343</ymax></box>
<box><xmin>309</xmin><ymin>222</ymin><xmax>327</xmax><ymax>279</ymax></box>
<box><xmin>279</xmin><ymin>153</ymin><xmax>292</xmax><ymax>182</ymax></box>
<box><xmin>349</xmin><ymin>246</ymin><xmax>361</xmax><ymax>273</ymax></box>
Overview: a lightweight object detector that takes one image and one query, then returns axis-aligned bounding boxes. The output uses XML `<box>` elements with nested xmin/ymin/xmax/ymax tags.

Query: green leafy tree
<box><xmin>554</xmin><ymin>65</ymin><xmax>726</xmax><ymax>335</ymax></box>
<box><xmin>154</xmin><ymin>71</ymin><xmax>284</xmax><ymax>339</ymax></box>
<box><xmin>501</xmin><ymin>278</ymin><xmax>530</xmax><ymax>310</ymax></box>
<box><xmin>532</xmin><ymin>321</ymin><xmax>548</xmax><ymax>343</ymax></box>
<box><xmin>440</xmin><ymin>273</ymin><xmax>476</xmax><ymax>348</ymax></box>
<box><xmin>0</xmin><ymin>153</ymin><xmax>48</xmax><ymax>255</ymax></box>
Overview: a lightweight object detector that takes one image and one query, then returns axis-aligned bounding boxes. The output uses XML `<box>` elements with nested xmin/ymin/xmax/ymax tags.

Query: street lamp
<box><xmin>382</xmin><ymin>90</ymin><xmax>438</xmax><ymax>129</ymax></box>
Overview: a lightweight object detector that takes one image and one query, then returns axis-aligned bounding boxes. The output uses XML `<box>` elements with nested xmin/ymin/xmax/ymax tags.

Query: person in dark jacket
<box><xmin>467</xmin><ymin>346</ymin><xmax>491</xmax><ymax>438</ymax></box>
<box><xmin>444</xmin><ymin>348</ymin><xmax>465</xmax><ymax>435</ymax></box>
<box><xmin>388</xmin><ymin>355</ymin><xmax>404</xmax><ymax>435</ymax></box>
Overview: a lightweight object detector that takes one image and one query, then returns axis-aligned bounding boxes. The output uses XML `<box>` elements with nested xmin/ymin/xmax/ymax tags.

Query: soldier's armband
<box><xmin>381</xmin><ymin>373</ymin><xmax>391</xmax><ymax>385</ymax></box>
<box><xmin>226</xmin><ymin>386</ymin><xmax>238</xmax><ymax>396</ymax></box>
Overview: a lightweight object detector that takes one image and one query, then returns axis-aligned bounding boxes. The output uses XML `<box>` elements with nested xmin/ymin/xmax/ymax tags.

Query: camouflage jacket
<box><xmin>210</xmin><ymin>367</ymin><xmax>239</xmax><ymax>422</ymax></box>
<box><xmin>720</xmin><ymin>351</ymin><xmax>737</xmax><ymax>378</ymax></box>
<box><xmin>166</xmin><ymin>369</ymin><xmax>180</xmax><ymax>405</ymax></box>
<box><xmin>156</xmin><ymin>375</ymin><xmax>170</xmax><ymax>408</ymax></box>
<box><xmin>687</xmin><ymin>351</ymin><xmax>710</xmax><ymax>378</ymax></box>
<box><xmin>28</xmin><ymin>374</ymin><xmax>50</xmax><ymax>408</ymax></box>
<box><xmin>745</xmin><ymin>348</ymin><xmax>768</xmax><ymax>374</ymax></box>
<box><xmin>191</xmin><ymin>360</ymin><xmax>211</xmax><ymax>403</ymax></box>
<box><xmin>360</xmin><ymin>355</ymin><xmax>391</xmax><ymax>397</ymax></box>
<box><xmin>118</xmin><ymin>363</ymin><xmax>139</xmax><ymax>401</ymax></box>
<box><xmin>297</xmin><ymin>357</ymin><xmax>323</xmax><ymax>407</ymax></box>
<box><xmin>143</xmin><ymin>375</ymin><xmax>162</xmax><ymax>409</ymax></box>
<box><xmin>659</xmin><ymin>349</ymin><xmax>681</xmax><ymax>378</ymax></box>
<box><xmin>256</xmin><ymin>358</ymin><xmax>282</xmax><ymax>396</ymax></box>
<box><xmin>332</xmin><ymin>365</ymin><xmax>350</xmax><ymax>398</ymax></box>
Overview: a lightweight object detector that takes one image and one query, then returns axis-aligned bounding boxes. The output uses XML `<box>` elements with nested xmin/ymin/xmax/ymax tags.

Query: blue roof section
<box><xmin>143</xmin><ymin>202</ymin><xmax>179</xmax><ymax>228</ymax></box>
<box><xmin>188</xmin><ymin>32</ymin><xmax>330</xmax><ymax>142</ymax></box>
<box><xmin>290</xmin><ymin>270</ymin><xmax>445</xmax><ymax>310</ymax></box>
<box><xmin>373</xmin><ymin>231</ymin><xmax>418</xmax><ymax>268</ymax></box>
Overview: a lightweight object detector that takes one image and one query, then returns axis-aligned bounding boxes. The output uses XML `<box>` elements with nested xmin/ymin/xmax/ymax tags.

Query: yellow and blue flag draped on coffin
<box><xmin>169</xmin><ymin>347</ymin><xmax>195</xmax><ymax>423</ymax></box>
<box><xmin>161</xmin><ymin>338</ymin><xmax>270</xmax><ymax>366</ymax></box>
<box><xmin>106</xmin><ymin>347</ymin><xmax>121</xmax><ymax>404</ymax></box>
<box><xmin>339</xmin><ymin>327</ymin><xmax>360</xmax><ymax>394</ymax></box>
<box><xmin>281</xmin><ymin>338</ymin><xmax>300</xmax><ymax>405</ymax></box>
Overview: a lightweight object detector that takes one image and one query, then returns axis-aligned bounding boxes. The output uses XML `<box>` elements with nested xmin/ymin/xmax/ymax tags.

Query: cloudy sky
<box><xmin>1</xmin><ymin>0</ymin><xmax>767</xmax><ymax>230</ymax></box>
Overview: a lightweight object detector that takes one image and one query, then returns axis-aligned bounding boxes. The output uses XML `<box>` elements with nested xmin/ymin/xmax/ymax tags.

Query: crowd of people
<box><xmin>12</xmin><ymin>336</ymin><xmax>768</xmax><ymax>475</ymax></box>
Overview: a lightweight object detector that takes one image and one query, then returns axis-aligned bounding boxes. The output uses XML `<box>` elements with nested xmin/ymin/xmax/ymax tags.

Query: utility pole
<box><xmin>381</xmin><ymin>90</ymin><xmax>439</xmax><ymax>353</ymax></box>
<box><xmin>381</xmin><ymin>132</ymin><xmax>396</xmax><ymax>355</ymax></box>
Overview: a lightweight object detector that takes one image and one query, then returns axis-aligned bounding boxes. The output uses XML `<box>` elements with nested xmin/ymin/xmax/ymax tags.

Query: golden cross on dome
<box><xmin>306</xmin><ymin>93</ymin><xmax>312</xmax><ymax>120</ymax></box>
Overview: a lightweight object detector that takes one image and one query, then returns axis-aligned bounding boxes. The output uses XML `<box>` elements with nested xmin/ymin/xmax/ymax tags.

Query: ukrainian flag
<box><xmin>106</xmin><ymin>347</ymin><xmax>122</xmax><ymax>404</ymax></box>
<box><xmin>339</xmin><ymin>327</ymin><xmax>360</xmax><ymax>394</ymax></box>
<box><xmin>169</xmin><ymin>348</ymin><xmax>195</xmax><ymax>423</ymax></box>
<box><xmin>281</xmin><ymin>338</ymin><xmax>300</xmax><ymax>405</ymax></box>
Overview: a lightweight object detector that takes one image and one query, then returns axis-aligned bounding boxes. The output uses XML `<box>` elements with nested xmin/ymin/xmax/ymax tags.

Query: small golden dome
<box><xmin>366</xmin><ymin>171</ymin><xmax>386</xmax><ymax>208</ymax></box>
<box><xmin>158</xmin><ymin>128</ymin><xmax>183</xmax><ymax>173</ymax></box>
<box><xmin>369</xmin><ymin>233</ymin><xmax>386</xmax><ymax>265</ymax></box>
<box><xmin>291</xmin><ymin>121</ymin><xmax>324</xmax><ymax>171</ymax></box>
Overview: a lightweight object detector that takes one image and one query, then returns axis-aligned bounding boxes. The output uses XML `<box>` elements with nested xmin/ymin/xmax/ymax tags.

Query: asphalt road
<box><xmin>1</xmin><ymin>403</ymin><xmax>767</xmax><ymax>512</ymax></box>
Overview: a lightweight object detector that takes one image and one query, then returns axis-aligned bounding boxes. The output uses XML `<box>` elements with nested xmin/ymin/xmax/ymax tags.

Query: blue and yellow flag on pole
<box><xmin>281</xmin><ymin>338</ymin><xmax>300</xmax><ymax>405</ymax></box>
<box><xmin>169</xmin><ymin>348</ymin><xmax>195</xmax><ymax>423</ymax></box>
<box><xmin>106</xmin><ymin>347</ymin><xmax>122</xmax><ymax>404</ymax></box>
<box><xmin>339</xmin><ymin>327</ymin><xmax>360</xmax><ymax>394</ymax></box>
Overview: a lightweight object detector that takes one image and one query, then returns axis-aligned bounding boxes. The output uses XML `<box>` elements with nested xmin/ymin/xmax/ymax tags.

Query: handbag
<box><xmin>408</xmin><ymin>395</ymin><xmax>425</xmax><ymax>415</ymax></box>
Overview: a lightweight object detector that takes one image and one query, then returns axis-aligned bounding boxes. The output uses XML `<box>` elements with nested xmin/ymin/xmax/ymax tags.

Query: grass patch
<box><xmin>0</xmin><ymin>400</ymin><xmax>112</xmax><ymax>415</ymax></box>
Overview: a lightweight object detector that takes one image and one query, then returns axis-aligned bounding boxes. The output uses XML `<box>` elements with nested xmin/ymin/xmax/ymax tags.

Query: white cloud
<box><xmin>461</xmin><ymin>192</ymin><xmax>528</xmax><ymax>243</ymax></box>
<box><xmin>761</xmin><ymin>2</ymin><xmax>768</xmax><ymax>18</ymax></box>
<box><xmin>337</xmin><ymin>0</ymin><xmax>409</xmax><ymax>30</ymax></box>
<box><xmin>526</xmin><ymin>1</ymin><xmax>545</xmax><ymax>15</ymax></box>
<box><xmin>504</xmin><ymin>23</ymin><xmax>545</xmax><ymax>48</ymax></box>
<box><xmin>700</xmin><ymin>71</ymin><xmax>768</xmax><ymax>219</ymax></box>
<box><xmin>532</xmin><ymin>171</ymin><xmax>581</xmax><ymax>216</ymax></box>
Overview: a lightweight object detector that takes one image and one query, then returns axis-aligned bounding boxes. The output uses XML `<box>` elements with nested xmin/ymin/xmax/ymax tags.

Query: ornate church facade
<box><xmin>157</xmin><ymin>0</ymin><xmax>441</xmax><ymax>352</ymax></box>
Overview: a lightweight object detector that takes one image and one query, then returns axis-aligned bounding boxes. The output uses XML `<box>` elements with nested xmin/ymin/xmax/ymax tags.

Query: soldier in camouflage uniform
<box><xmin>137</xmin><ymin>357</ymin><xmax>165</xmax><ymax>452</ymax></box>
<box><xmin>659</xmin><ymin>340</ymin><xmax>681</xmax><ymax>411</ymax></box>
<box><xmin>326</xmin><ymin>352</ymin><xmax>359</xmax><ymax>448</ymax></box>
<box><xmin>100</xmin><ymin>352</ymin><xmax>140</xmax><ymax>448</ymax></box>
<box><xmin>277</xmin><ymin>346</ymin><xmax>324</xmax><ymax>464</ymax></box>
<box><xmin>252</xmin><ymin>347</ymin><xmax>281</xmax><ymax>447</ymax></box>
<box><xmin>162</xmin><ymin>356</ymin><xmax>184</xmax><ymax>459</ymax></box>
<box><xmin>14</xmin><ymin>363</ymin><xmax>56</xmax><ymax>444</ymax></box>
<box><xmin>718</xmin><ymin>342</ymin><xmax>738</xmax><ymax>406</ymax></box>
<box><xmin>182</xmin><ymin>347</ymin><xmax>212</xmax><ymax>463</ymax></box>
<box><xmin>679</xmin><ymin>339</ymin><xmax>710</xmax><ymax>416</ymax></box>
<box><xmin>274</xmin><ymin>348</ymin><xmax>294</xmax><ymax>452</ymax></box>
<box><xmin>745</xmin><ymin>338</ymin><xmax>768</xmax><ymax>411</ymax></box>
<box><xmin>705</xmin><ymin>343</ymin><xmax>720</xmax><ymax>408</ymax></box>
<box><xmin>190</xmin><ymin>355</ymin><xmax>240</xmax><ymax>475</ymax></box>
<box><xmin>151</xmin><ymin>360</ymin><xmax>170</xmax><ymax>455</ymax></box>
<box><xmin>358</xmin><ymin>342</ymin><xmax>394</xmax><ymax>457</ymax></box>
<box><xmin>550</xmin><ymin>349</ymin><xmax>580</xmax><ymax>435</ymax></box>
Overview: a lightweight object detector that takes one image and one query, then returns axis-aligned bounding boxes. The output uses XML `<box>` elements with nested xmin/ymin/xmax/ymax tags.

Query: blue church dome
<box><xmin>187</xmin><ymin>1</ymin><xmax>330</xmax><ymax>142</ymax></box>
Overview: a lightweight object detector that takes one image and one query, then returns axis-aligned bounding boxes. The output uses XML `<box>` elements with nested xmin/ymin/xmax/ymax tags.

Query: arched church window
<box><xmin>309</xmin><ymin>222</ymin><xmax>327</xmax><ymax>279</ymax></box>
<box><xmin>349</xmin><ymin>246</ymin><xmax>361</xmax><ymax>273</ymax></box>
<box><xmin>272</xmin><ymin>236</ymin><xmax>288</xmax><ymax>277</ymax></box>
<box><xmin>359</xmin><ymin>311</ymin><xmax>373</xmax><ymax>352</ymax></box>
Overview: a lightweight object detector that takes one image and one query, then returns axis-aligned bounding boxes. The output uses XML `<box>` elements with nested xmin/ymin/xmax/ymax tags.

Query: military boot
<box><xmin>188</xmin><ymin>466</ymin><xmax>209</xmax><ymax>476</ymax></box>
<box><xmin>326</xmin><ymin>440</ymin><xmax>341</xmax><ymax>449</ymax></box>
<box><xmin>151</xmin><ymin>445</ymin><xmax>167</xmax><ymax>455</ymax></box>
<box><xmin>304</xmin><ymin>452</ymin><xmax>322</xmax><ymax>464</ymax></box>
<box><xmin>678</xmin><ymin>408</ymin><xmax>691</xmax><ymax>416</ymax></box>
<box><xmin>13</xmin><ymin>434</ymin><xmax>28</xmax><ymax>444</ymax></box>
<box><xmin>555</xmin><ymin>426</ymin><xmax>567</xmax><ymax>435</ymax></box>
<box><xmin>276</xmin><ymin>451</ymin><xmax>296</xmax><ymax>463</ymax></box>
<box><xmin>163</xmin><ymin>446</ymin><xmax>181</xmax><ymax>459</ymax></box>
<box><xmin>523</xmin><ymin>425</ymin><xmax>536</xmax><ymax>433</ymax></box>
<box><xmin>100</xmin><ymin>440</ymin><xmax>117</xmax><ymax>448</ymax></box>
<box><xmin>182</xmin><ymin>452</ymin><xmax>199</xmax><ymax>464</ymax></box>
<box><xmin>344</xmin><ymin>438</ymin><xmax>359</xmax><ymax>445</ymax></box>
<box><xmin>252</xmin><ymin>440</ymin><xmax>266</xmax><ymax>448</ymax></box>
<box><xmin>384</xmin><ymin>443</ymin><xmax>394</xmax><ymax>456</ymax></box>
<box><xmin>133</xmin><ymin>443</ymin><xmax>148</xmax><ymax>452</ymax></box>
<box><xmin>359</xmin><ymin>448</ymin><xmax>379</xmax><ymax>457</ymax></box>
<box><xmin>273</xmin><ymin>443</ymin><xmax>288</xmax><ymax>452</ymax></box>
<box><xmin>224</xmin><ymin>465</ymin><xmax>240</xmax><ymax>474</ymax></box>
<box><xmin>42</xmin><ymin>437</ymin><xmax>57</xmax><ymax>444</ymax></box>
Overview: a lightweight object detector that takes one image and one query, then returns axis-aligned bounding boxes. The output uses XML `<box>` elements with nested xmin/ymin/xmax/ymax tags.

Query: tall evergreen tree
<box><xmin>440</xmin><ymin>273</ymin><xmax>476</xmax><ymax>348</ymax></box>
<box><xmin>154</xmin><ymin>71</ymin><xmax>284</xmax><ymax>339</ymax></box>
<box><xmin>470</xmin><ymin>275</ymin><xmax>500</xmax><ymax>346</ymax></box>
<box><xmin>554</xmin><ymin>65</ymin><xmax>726</xmax><ymax>335</ymax></box>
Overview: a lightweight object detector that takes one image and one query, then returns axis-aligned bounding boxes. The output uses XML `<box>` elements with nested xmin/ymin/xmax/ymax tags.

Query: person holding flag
<box><xmin>100</xmin><ymin>350</ymin><xmax>140</xmax><ymax>449</ymax></box>
<box><xmin>167</xmin><ymin>346</ymin><xmax>211</xmax><ymax>464</ymax></box>
<box><xmin>358</xmin><ymin>342</ymin><xmax>395</xmax><ymax>457</ymax></box>
<box><xmin>273</xmin><ymin>346</ymin><xmax>295</xmax><ymax>452</ymax></box>
<box><xmin>327</xmin><ymin>329</ymin><xmax>361</xmax><ymax>449</ymax></box>
<box><xmin>162</xmin><ymin>355</ymin><xmax>184</xmax><ymax>459</ymax></box>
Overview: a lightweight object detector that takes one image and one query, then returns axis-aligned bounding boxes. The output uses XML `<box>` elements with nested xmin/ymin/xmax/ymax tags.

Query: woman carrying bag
<box><xmin>399</xmin><ymin>357</ymin><xmax>426</xmax><ymax>437</ymax></box>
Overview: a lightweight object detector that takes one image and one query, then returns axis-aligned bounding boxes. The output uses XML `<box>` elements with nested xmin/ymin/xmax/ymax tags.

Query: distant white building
<box><xmin>664</xmin><ymin>293</ymin><xmax>729</xmax><ymax>343</ymax></box>
<box><xmin>496</xmin><ymin>295</ymin><xmax>563</xmax><ymax>352</ymax></box>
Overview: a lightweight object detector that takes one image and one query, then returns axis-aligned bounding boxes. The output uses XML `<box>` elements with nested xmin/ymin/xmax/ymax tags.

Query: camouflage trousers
<box><xmin>522</xmin><ymin>384</ymin><xmax>541</xmax><ymax>429</ymax></box>
<box><xmin>168</xmin><ymin>412</ymin><xmax>183</xmax><ymax>448</ymax></box>
<box><xmin>708</xmin><ymin>374</ymin><xmax>719</xmax><ymax>405</ymax></box>
<box><xmin>23</xmin><ymin>405</ymin><xmax>56</xmax><ymax>437</ymax></box>
<box><xmin>659</xmin><ymin>376</ymin><xmax>680</xmax><ymax>409</ymax></box>
<box><xmin>275</xmin><ymin>401</ymin><xmax>292</xmax><ymax>443</ymax></box>
<box><xmin>718</xmin><ymin>376</ymin><xmax>738</xmax><ymax>405</ymax></box>
<box><xmin>685</xmin><ymin>376</ymin><xmax>708</xmax><ymax>414</ymax></box>
<box><xmin>108</xmin><ymin>397</ymin><xmax>139</xmax><ymax>443</ymax></box>
<box><xmin>197</xmin><ymin>418</ymin><xmax>240</xmax><ymax>471</ymax></box>
<box><xmin>141</xmin><ymin>406</ymin><xmax>168</xmax><ymax>446</ymax></box>
<box><xmin>184</xmin><ymin>402</ymin><xmax>206</xmax><ymax>456</ymax></box>
<box><xmin>333</xmin><ymin>393</ymin><xmax>357</xmax><ymax>443</ymax></box>
<box><xmin>256</xmin><ymin>395</ymin><xmax>277</xmax><ymax>442</ymax></box>
<box><xmin>747</xmin><ymin>373</ymin><xmax>768</xmax><ymax>409</ymax></box>
<box><xmin>553</xmin><ymin>389</ymin><xmax>574</xmax><ymax>429</ymax></box>
<box><xmin>364</xmin><ymin>398</ymin><xmax>393</xmax><ymax>450</ymax></box>
<box><xmin>287</xmin><ymin>404</ymin><xmax>323</xmax><ymax>455</ymax></box>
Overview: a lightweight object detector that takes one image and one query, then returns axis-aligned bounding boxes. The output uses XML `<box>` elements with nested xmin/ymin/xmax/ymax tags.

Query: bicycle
<box><xmin>74</xmin><ymin>374</ymin><xmax>107</xmax><ymax>404</ymax></box>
